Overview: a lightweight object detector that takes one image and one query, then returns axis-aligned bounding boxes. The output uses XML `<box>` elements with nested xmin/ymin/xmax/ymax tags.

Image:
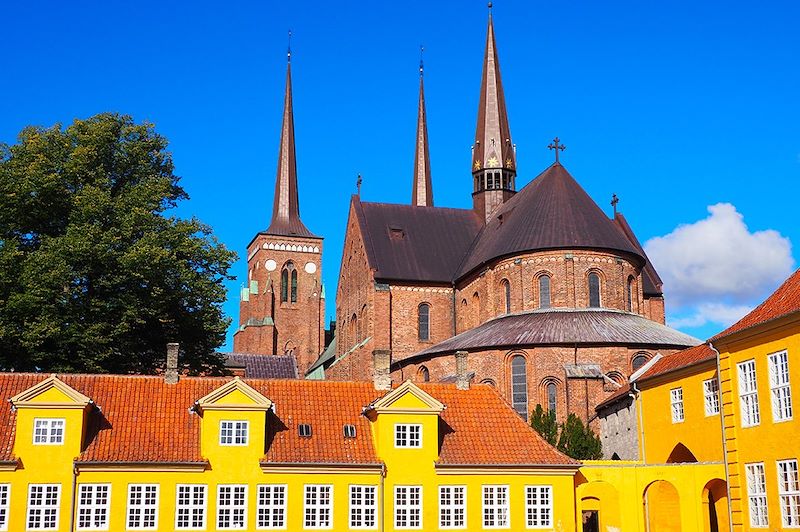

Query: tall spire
<box><xmin>412</xmin><ymin>48</ymin><xmax>433</xmax><ymax>207</ymax></box>
<box><xmin>266</xmin><ymin>41</ymin><xmax>314</xmax><ymax>237</ymax></box>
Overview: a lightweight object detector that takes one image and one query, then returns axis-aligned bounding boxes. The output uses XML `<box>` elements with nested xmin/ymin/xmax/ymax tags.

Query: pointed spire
<box><xmin>472</xmin><ymin>5</ymin><xmax>515</xmax><ymax>176</ymax></box>
<box><xmin>412</xmin><ymin>47</ymin><xmax>433</xmax><ymax>207</ymax></box>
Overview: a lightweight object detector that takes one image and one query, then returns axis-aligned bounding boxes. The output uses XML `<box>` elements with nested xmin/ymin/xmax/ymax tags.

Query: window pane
<box><xmin>539</xmin><ymin>276</ymin><xmax>551</xmax><ymax>309</ymax></box>
<box><xmin>511</xmin><ymin>356</ymin><xmax>528</xmax><ymax>420</ymax></box>
<box><xmin>588</xmin><ymin>273</ymin><xmax>600</xmax><ymax>307</ymax></box>
<box><xmin>418</xmin><ymin>304</ymin><xmax>430</xmax><ymax>341</ymax></box>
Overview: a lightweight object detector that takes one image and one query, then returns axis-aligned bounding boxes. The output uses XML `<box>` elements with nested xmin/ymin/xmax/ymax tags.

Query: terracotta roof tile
<box><xmin>637</xmin><ymin>344</ymin><xmax>716</xmax><ymax>383</ymax></box>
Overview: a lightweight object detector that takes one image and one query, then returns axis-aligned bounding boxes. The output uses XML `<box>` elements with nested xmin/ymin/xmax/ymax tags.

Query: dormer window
<box><xmin>395</xmin><ymin>424</ymin><xmax>422</xmax><ymax>448</ymax></box>
<box><xmin>299</xmin><ymin>424</ymin><xmax>312</xmax><ymax>438</ymax></box>
<box><xmin>343</xmin><ymin>424</ymin><xmax>356</xmax><ymax>438</ymax></box>
<box><xmin>33</xmin><ymin>418</ymin><xmax>65</xmax><ymax>445</ymax></box>
<box><xmin>219</xmin><ymin>420</ymin><xmax>249</xmax><ymax>446</ymax></box>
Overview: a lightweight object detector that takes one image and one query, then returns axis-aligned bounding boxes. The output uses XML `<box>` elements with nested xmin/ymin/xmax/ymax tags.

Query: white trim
<box><xmin>777</xmin><ymin>459</ymin><xmax>800</xmax><ymax>528</ymax></box>
<box><xmin>257</xmin><ymin>484</ymin><xmax>287</xmax><ymax>530</ymax></box>
<box><xmin>76</xmin><ymin>484</ymin><xmax>111</xmax><ymax>531</ymax></box>
<box><xmin>745</xmin><ymin>462</ymin><xmax>769</xmax><ymax>528</ymax></box>
<box><xmin>768</xmin><ymin>350</ymin><xmax>793</xmax><ymax>422</ymax></box>
<box><xmin>216</xmin><ymin>485</ymin><xmax>248</xmax><ymax>530</ymax></box>
<box><xmin>175</xmin><ymin>484</ymin><xmax>207</xmax><ymax>530</ymax></box>
<box><xmin>26</xmin><ymin>484</ymin><xmax>61</xmax><ymax>531</ymax></box>
<box><xmin>438</xmin><ymin>485</ymin><xmax>466</xmax><ymax>529</ymax></box>
<box><xmin>348</xmin><ymin>485</ymin><xmax>377</xmax><ymax>530</ymax></box>
<box><xmin>394</xmin><ymin>485</ymin><xmax>422</xmax><ymax>529</ymax></box>
<box><xmin>525</xmin><ymin>485</ymin><xmax>553</xmax><ymax>529</ymax></box>
<box><xmin>126</xmin><ymin>484</ymin><xmax>159</xmax><ymax>530</ymax></box>
<box><xmin>0</xmin><ymin>484</ymin><xmax>9</xmax><ymax>532</ymax></box>
<box><xmin>703</xmin><ymin>378</ymin><xmax>720</xmax><ymax>416</ymax></box>
<box><xmin>303</xmin><ymin>484</ymin><xmax>333</xmax><ymax>529</ymax></box>
<box><xmin>670</xmin><ymin>387</ymin><xmax>684</xmax><ymax>423</ymax></box>
<box><xmin>394</xmin><ymin>424</ymin><xmax>422</xmax><ymax>448</ymax></box>
<box><xmin>219</xmin><ymin>420</ymin><xmax>249</xmax><ymax>446</ymax></box>
<box><xmin>738</xmin><ymin>359</ymin><xmax>761</xmax><ymax>427</ymax></box>
<box><xmin>482</xmin><ymin>485</ymin><xmax>510</xmax><ymax>529</ymax></box>
<box><xmin>32</xmin><ymin>418</ymin><xmax>65</xmax><ymax>445</ymax></box>
<box><xmin>628</xmin><ymin>353</ymin><xmax>663</xmax><ymax>382</ymax></box>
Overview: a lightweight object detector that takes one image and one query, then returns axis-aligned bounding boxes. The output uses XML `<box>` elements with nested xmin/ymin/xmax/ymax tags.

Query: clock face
<box><xmin>304</xmin><ymin>262</ymin><xmax>317</xmax><ymax>274</ymax></box>
<box><xmin>265</xmin><ymin>259</ymin><xmax>277</xmax><ymax>271</ymax></box>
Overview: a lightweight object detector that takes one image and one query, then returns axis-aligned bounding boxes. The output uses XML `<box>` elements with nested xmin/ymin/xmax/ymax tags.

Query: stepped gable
<box><xmin>457</xmin><ymin>163</ymin><xmax>645</xmax><ymax>279</ymax></box>
<box><xmin>354</xmin><ymin>198</ymin><xmax>482</xmax><ymax>284</ymax></box>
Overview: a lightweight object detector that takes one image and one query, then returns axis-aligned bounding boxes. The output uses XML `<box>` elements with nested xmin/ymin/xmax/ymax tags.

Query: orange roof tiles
<box><xmin>637</xmin><ymin>344</ymin><xmax>716</xmax><ymax>383</ymax></box>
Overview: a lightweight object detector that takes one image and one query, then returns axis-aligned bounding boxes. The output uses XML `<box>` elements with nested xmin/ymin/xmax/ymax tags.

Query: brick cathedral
<box><xmin>235</xmin><ymin>8</ymin><xmax>700</xmax><ymax>424</ymax></box>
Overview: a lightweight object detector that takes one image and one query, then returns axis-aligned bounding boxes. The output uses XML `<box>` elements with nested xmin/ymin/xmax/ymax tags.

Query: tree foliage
<box><xmin>530</xmin><ymin>405</ymin><xmax>603</xmax><ymax>460</ymax></box>
<box><xmin>0</xmin><ymin>113</ymin><xmax>236</xmax><ymax>374</ymax></box>
<box><xmin>530</xmin><ymin>404</ymin><xmax>558</xmax><ymax>446</ymax></box>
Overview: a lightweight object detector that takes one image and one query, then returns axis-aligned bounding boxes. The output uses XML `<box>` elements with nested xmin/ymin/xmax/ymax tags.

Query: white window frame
<box><xmin>219</xmin><ymin>420</ymin><xmax>249</xmax><ymax>446</ymax></box>
<box><xmin>175</xmin><ymin>484</ymin><xmax>207</xmax><ymax>530</ymax></box>
<box><xmin>77</xmin><ymin>484</ymin><xmax>111</xmax><ymax>531</ymax></box>
<box><xmin>217</xmin><ymin>485</ymin><xmax>248</xmax><ymax>530</ymax></box>
<box><xmin>525</xmin><ymin>485</ymin><xmax>553</xmax><ymax>529</ymax></box>
<box><xmin>126</xmin><ymin>484</ymin><xmax>159</xmax><ymax>530</ymax></box>
<box><xmin>439</xmin><ymin>485</ymin><xmax>466</xmax><ymax>529</ymax></box>
<box><xmin>32</xmin><ymin>418</ymin><xmax>65</xmax><ymax>445</ymax></box>
<box><xmin>349</xmin><ymin>485</ymin><xmax>377</xmax><ymax>530</ymax></box>
<box><xmin>482</xmin><ymin>485</ymin><xmax>510</xmax><ymax>529</ymax></box>
<box><xmin>670</xmin><ymin>387</ymin><xmax>684</xmax><ymax>423</ymax></box>
<box><xmin>394</xmin><ymin>424</ymin><xmax>422</xmax><ymax>448</ymax></box>
<box><xmin>746</xmin><ymin>462</ymin><xmax>769</xmax><ymax>528</ymax></box>
<box><xmin>703</xmin><ymin>377</ymin><xmax>720</xmax><ymax>416</ymax></box>
<box><xmin>0</xmin><ymin>484</ymin><xmax>9</xmax><ymax>532</ymax></box>
<box><xmin>394</xmin><ymin>486</ymin><xmax>422</xmax><ymax>530</ymax></box>
<box><xmin>738</xmin><ymin>359</ymin><xmax>761</xmax><ymax>427</ymax></box>
<box><xmin>26</xmin><ymin>484</ymin><xmax>60</xmax><ymax>530</ymax></box>
<box><xmin>777</xmin><ymin>459</ymin><xmax>800</xmax><ymax>527</ymax></box>
<box><xmin>257</xmin><ymin>484</ymin><xmax>287</xmax><ymax>530</ymax></box>
<box><xmin>303</xmin><ymin>484</ymin><xmax>332</xmax><ymax>530</ymax></box>
<box><xmin>769</xmin><ymin>350</ymin><xmax>793</xmax><ymax>422</ymax></box>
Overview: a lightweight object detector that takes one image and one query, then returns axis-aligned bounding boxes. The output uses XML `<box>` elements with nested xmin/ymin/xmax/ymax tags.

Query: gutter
<box><xmin>708</xmin><ymin>342</ymin><xmax>734</xmax><ymax>532</ymax></box>
<box><xmin>69</xmin><ymin>464</ymin><xmax>78</xmax><ymax>532</ymax></box>
<box><xmin>434</xmin><ymin>463</ymin><xmax>579</xmax><ymax>470</ymax></box>
<box><xmin>75</xmin><ymin>460</ymin><xmax>208</xmax><ymax>471</ymax></box>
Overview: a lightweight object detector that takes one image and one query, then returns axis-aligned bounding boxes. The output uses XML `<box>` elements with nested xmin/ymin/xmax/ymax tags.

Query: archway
<box><xmin>702</xmin><ymin>479</ymin><xmax>728</xmax><ymax>532</ymax></box>
<box><xmin>666</xmin><ymin>443</ymin><xmax>698</xmax><ymax>464</ymax></box>
<box><xmin>578</xmin><ymin>480</ymin><xmax>621</xmax><ymax>532</ymax></box>
<box><xmin>643</xmin><ymin>480</ymin><xmax>681</xmax><ymax>532</ymax></box>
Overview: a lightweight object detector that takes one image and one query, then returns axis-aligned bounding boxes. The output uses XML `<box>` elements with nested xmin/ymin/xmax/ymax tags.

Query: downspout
<box><xmin>69</xmin><ymin>463</ymin><xmax>79</xmax><ymax>532</ymax></box>
<box><xmin>379</xmin><ymin>463</ymin><xmax>386</xmax><ymax>532</ymax></box>
<box><xmin>631</xmin><ymin>381</ymin><xmax>646</xmax><ymax>463</ymax></box>
<box><xmin>709</xmin><ymin>342</ymin><xmax>734</xmax><ymax>532</ymax></box>
<box><xmin>451</xmin><ymin>281</ymin><xmax>457</xmax><ymax>337</ymax></box>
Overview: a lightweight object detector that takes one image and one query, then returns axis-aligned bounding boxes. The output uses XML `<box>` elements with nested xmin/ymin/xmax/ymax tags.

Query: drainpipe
<box><xmin>709</xmin><ymin>342</ymin><xmax>734</xmax><ymax>532</ymax></box>
<box><xmin>69</xmin><ymin>463</ymin><xmax>79</xmax><ymax>532</ymax></box>
<box><xmin>451</xmin><ymin>281</ymin><xmax>457</xmax><ymax>336</ymax></box>
<box><xmin>379</xmin><ymin>463</ymin><xmax>386</xmax><ymax>532</ymax></box>
<box><xmin>631</xmin><ymin>381</ymin><xmax>646</xmax><ymax>463</ymax></box>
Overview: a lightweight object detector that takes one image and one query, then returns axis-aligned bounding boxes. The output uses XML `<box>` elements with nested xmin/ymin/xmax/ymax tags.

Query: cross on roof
<box><xmin>547</xmin><ymin>137</ymin><xmax>566</xmax><ymax>163</ymax></box>
<box><xmin>611</xmin><ymin>193</ymin><xmax>619</xmax><ymax>215</ymax></box>
<box><xmin>356</xmin><ymin>173</ymin><xmax>362</xmax><ymax>196</ymax></box>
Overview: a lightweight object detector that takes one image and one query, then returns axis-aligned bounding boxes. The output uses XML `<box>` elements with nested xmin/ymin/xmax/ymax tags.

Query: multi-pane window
<box><xmin>219</xmin><ymin>420</ymin><xmax>249</xmax><ymax>446</ymax></box>
<box><xmin>418</xmin><ymin>304</ymin><xmax>430</xmax><ymax>341</ymax></box>
<box><xmin>27</xmin><ymin>484</ymin><xmax>60</xmax><ymax>530</ymax></box>
<box><xmin>77</xmin><ymin>484</ymin><xmax>110</xmax><ymax>530</ymax></box>
<box><xmin>526</xmin><ymin>485</ymin><xmax>553</xmax><ymax>528</ymax></box>
<box><xmin>778</xmin><ymin>459</ymin><xmax>800</xmax><ymax>527</ymax></box>
<box><xmin>257</xmin><ymin>484</ymin><xmax>286</xmax><ymax>529</ymax></box>
<box><xmin>33</xmin><ymin>418</ymin><xmax>65</xmax><ymax>445</ymax></box>
<box><xmin>127</xmin><ymin>484</ymin><xmax>158</xmax><ymax>529</ymax></box>
<box><xmin>588</xmin><ymin>273</ymin><xmax>601</xmax><ymax>308</ymax></box>
<box><xmin>0</xmin><ymin>484</ymin><xmax>8</xmax><ymax>532</ymax></box>
<box><xmin>746</xmin><ymin>463</ymin><xmax>769</xmax><ymax>527</ymax></box>
<box><xmin>394</xmin><ymin>486</ymin><xmax>422</xmax><ymax>529</ymax></box>
<box><xmin>511</xmin><ymin>355</ymin><xmax>528</xmax><ymax>420</ymax></box>
<box><xmin>538</xmin><ymin>275</ymin><xmax>551</xmax><ymax>309</ymax></box>
<box><xmin>394</xmin><ymin>424</ymin><xmax>422</xmax><ymax>448</ymax></box>
<box><xmin>217</xmin><ymin>485</ymin><xmax>247</xmax><ymax>530</ymax></box>
<box><xmin>769</xmin><ymin>350</ymin><xmax>793</xmax><ymax>422</ymax></box>
<box><xmin>704</xmin><ymin>378</ymin><xmax>720</xmax><ymax>416</ymax></box>
<box><xmin>738</xmin><ymin>360</ymin><xmax>761</xmax><ymax>427</ymax></box>
<box><xmin>482</xmin><ymin>485</ymin><xmax>509</xmax><ymax>529</ymax></box>
<box><xmin>439</xmin><ymin>486</ymin><xmax>466</xmax><ymax>529</ymax></box>
<box><xmin>349</xmin><ymin>485</ymin><xmax>376</xmax><ymax>529</ymax></box>
<box><xmin>546</xmin><ymin>382</ymin><xmax>557</xmax><ymax>415</ymax></box>
<box><xmin>670</xmin><ymin>387</ymin><xmax>684</xmax><ymax>423</ymax></box>
<box><xmin>176</xmin><ymin>485</ymin><xmax>206</xmax><ymax>530</ymax></box>
<box><xmin>304</xmin><ymin>484</ymin><xmax>332</xmax><ymax>529</ymax></box>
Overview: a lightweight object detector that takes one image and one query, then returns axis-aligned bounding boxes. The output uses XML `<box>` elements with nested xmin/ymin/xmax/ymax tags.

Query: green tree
<box><xmin>556</xmin><ymin>413</ymin><xmax>603</xmax><ymax>460</ymax></box>
<box><xmin>0</xmin><ymin>113</ymin><xmax>236</xmax><ymax>374</ymax></box>
<box><xmin>530</xmin><ymin>404</ymin><xmax>558</xmax><ymax>446</ymax></box>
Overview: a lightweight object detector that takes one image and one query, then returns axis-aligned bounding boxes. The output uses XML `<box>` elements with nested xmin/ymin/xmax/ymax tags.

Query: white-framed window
<box><xmin>394</xmin><ymin>486</ymin><xmax>422</xmax><ymax>529</ymax></box>
<box><xmin>769</xmin><ymin>350</ymin><xmax>793</xmax><ymax>422</ymax></box>
<box><xmin>394</xmin><ymin>424</ymin><xmax>422</xmax><ymax>448</ymax></box>
<box><xmin>777</xmin><ymin>459</ymin><xmax>800</xmax><ymax>527</ymax></box>
<box><xmin>738</xmin><ymin>359</ymin><xmax>761</xmax><ymax>427</ymax></box>
<box><xmin>0</xmin><ymin>484</ymin><xmax>8</xmax><ymax>532</ymax></box>
<box><xmin>303</xmin><ymin>484</ymin><xmax>332</xmax><ymax>529</ymax></box>
<box><xmin>217</xmin><ymin>485</ymin><xmax>247</xmax><ymax>530</ymax></box>
<box><xmin>127</xmin><ymin>484</ymin><xmax>158</xmax><ymax>530</ymax></box>
<box><xmin>526</xmin><ymin>485</ymin><xmax>553</xmax><ymax>528</ymax></box>
<box><xmin>27</xmin><ymin>484</ymin><xmax>60</xmax><ymax>530</ymax></box>
<box><xmin>77</xmin><ymin>484</ymin><xmax>111</xmax><ymax>530</ymax></box>
<box><xmin>32</xmin><ymin>419</ymin><xmax>65</xmax><ymax>445</ymax></box>
<box><xmin>439</xmin><ymin>485</ymin><xmax>466</xmax><ymax>529</ymax></box>
<box><xmin>219</xmin><ymin>420</ymin><xmax>249</xmax><ymax>446</ymax></box>
<box><xmin>670</xmin><ymin>387</ymin><xmax>684</xmax><ymax>423</ymax></box>
<box><xmin>704</xmin><ymin>378</ymin><xmax>720</xmax><ymax>416</ymax></box>
<box><xmin>482</xmin><ymin>485</ymin><xmax>509</xmax><ymax>529</ymax></box>
<box><xmin>257</xmin><ymin>484</ymin><xmax>287</xmax><ymax>529</ymax></box>
<box><xmin>175</xmin><ymin>484</ymin><xmax>206</xmax><ymax>530</ymax></box>
<box><xmin>746</xmin><ymin>462</ymin><xmax>769</xmax><ymax>527</ymax></box>
<box><xmin>349</xmin><ymin>485</ymin><xmax>377</xmax><ymax>529</ymax></box>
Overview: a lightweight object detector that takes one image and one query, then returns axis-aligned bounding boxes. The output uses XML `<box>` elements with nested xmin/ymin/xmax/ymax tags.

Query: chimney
<box><xmin>455</xmin><ymin>351</ymin><xmax>469</xmax><ymax>390</ymax></box>
<box><xmin>372</xmin><ymin>350</ymin><xmax>392</xmax><ymax>391</ymax></box>
<box><xmin>165</xmin><ymin>343</ymin><xmax>179</xmax><ymax>384</ymax></box>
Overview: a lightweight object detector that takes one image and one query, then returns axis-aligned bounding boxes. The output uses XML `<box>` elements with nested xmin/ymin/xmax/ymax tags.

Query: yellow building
<box><xmin>711</xmin><ymin>268</ymin><xmax>800</xmax><ymax>531</ymax></box>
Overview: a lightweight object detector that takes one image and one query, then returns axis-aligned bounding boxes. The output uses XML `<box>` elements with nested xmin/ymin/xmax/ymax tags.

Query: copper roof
<box><xmin>637</xmin><ymin>343</ymin><xmax>716</xmax><ymax>383</ymax></box>
<box><xmin>413</xmin><ymin>308</ymin><xmax>700</xmax><ymax>358</ymax></box>
<box><xmin>412</xmin><ymin>73</ymin><xmax>433</xmax><ymax>207</ymax></box>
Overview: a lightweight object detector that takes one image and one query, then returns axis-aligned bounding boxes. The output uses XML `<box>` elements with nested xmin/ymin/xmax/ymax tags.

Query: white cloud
<box><xmin>668</xmin><ymin>303</ymin><xmax>753</xmax><ymax>329</ymax></box>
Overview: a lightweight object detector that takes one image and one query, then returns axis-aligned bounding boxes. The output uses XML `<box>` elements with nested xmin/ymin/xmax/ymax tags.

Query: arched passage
<box><xmin>702</xmin><ymin>478</ymin><xmax>729</xmax><ymax>532</ymax></box>
<box><xmin>667</xmin><ymin>443</ymin><xmax>698</xmax><ymax>464</ymax></box>
<box><xmin>643</xmin><ymin>480</ymin><xmax>681</xmax><ymax>532</ymax></box>
<box><xmin>578</xmin><ymin>480</ymin><xmax>621</xmax><ymax>532</ymax></box>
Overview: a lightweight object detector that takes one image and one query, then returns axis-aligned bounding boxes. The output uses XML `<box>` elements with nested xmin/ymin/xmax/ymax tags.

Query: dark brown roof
<box><xmin>613</xmin><ymin>213</ymin><xmax>663</xmax><ymax>296</ymax></box>
<box><xmin>413</xmin><ymin>308</ymin><xmax>699</xmax><ymax>358</ymax></box>
<box><xmin>456</xmin><ymin>164</ymin><xmax>645</xmax><ymax>279</ymax></box>
<box><xmin>637</xmin><ymin>344</ymin><xmax>716</xmax><ymax>383</ymax></box>
<box><xmin>354</xmin><ymin>198</ymin><xmax>482</xmax><ymax>283</ymax></box>
<box><xmin>223</xmin><ymin>353</ymin><xmax>298</xmax><ymax>379</ymax></box>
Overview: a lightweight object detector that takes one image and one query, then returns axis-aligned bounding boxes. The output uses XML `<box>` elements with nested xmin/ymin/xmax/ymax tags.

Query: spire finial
<box><xmin>356</xmin><ymin>173</ymin><xmax>362</xmax><ymax>196</ymax></box>
<box><xmin>419</xmin><ymin>45</ymin><xmax>424</xmax><ymax>78</ymax></box>
<box><xmin>488</xmin><ymin>2</ymin><xmax>493</xmax><ymax>14</ymax></box>
<box><xmin>611</xmin><ymin>194</ymin><xmax>619</xmax><ymax>215</ymax></box>
<box><xmin>547</xmin><ymin>137</ymin><xmax>566</xmax><ymax>164</ymax></box>
<box><xmin>287</xmin><ymin>30</ymin><xmax>292</xmax><ymax>63</ymax></box>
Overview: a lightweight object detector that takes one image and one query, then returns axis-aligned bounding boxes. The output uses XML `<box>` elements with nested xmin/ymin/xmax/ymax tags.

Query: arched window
<box><xmin>281</xmin><ymin>262</ymin><xmax>297</xmax><ymax>303</ymax></box>
<box><xmin>588</xmin><ymin>272</ymin><xmax>601</xmax><ymax>308</ymax></box>
<box><xmin>626</xmin><ymin>276</ymin><xmax>635</xmax><ymax>312</ymax></box>
<box><xmin>472</xmin><ymin>292</ymin><xmax>480</xmax><ymax>327</ymax></box>
<box><xmin>547</xmin><ymin>382</ymin><xmax>557</xmax><ymax>414</ymax></box>
<box><xmin>539</xmin><ymin>275</ymin><xmax>551</xmax><ymax>309</ymax></box>
<box><xmin>502</xmin><ymin>279</ymin><xmax>511</xmax><ymax>314</ymax></box>
<box><xmin>280</xmin><ymin>268</ymin><xmax>289</xmax><ymax>302</ymax></box>
<box><xmin>419</xmin><ymin>366</ymin><xmax>430</xmax><ymax>383</ymax></box>
<box><xmin>632</xmin><ymin>353</ymin><xmax>650</xmax><ymax>372</ymax></box>
<box><xmin>418</xmin><ymin>303</ymin><xmax>430</xmax><ymax>341</ymax></box>
<box><xmin>480</xmin><ymin>378</ymin><xmax>496</xmax><ymax>388</ymax></box>
<box><xmin>510</xmin><ymin>355</ymin><xmax>528</xmax><ymax>420</ymax></box>
<box><xmin>351</xmin><ymin>313</ymin><xmax>358</xmax><ymax>343</ymax></box>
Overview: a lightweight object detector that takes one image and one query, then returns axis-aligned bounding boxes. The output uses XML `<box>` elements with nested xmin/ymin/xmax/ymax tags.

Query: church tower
<box><xmin>233</xmin><ymin>52</ymin><xmax>325</xmax><ymax>376</ymax></box>
<box><xmin>471</xmin><ymin>6</ymin><xmax>516</xmax><ymax>223</ymax></box>
<box><xmin>411</xmin><ymin>56</ymin><xmax>433</xmax><ymax>207</ymax></box>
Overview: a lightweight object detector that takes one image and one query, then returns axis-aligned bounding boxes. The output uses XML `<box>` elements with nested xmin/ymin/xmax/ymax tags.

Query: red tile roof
<box><xmin>713</xmin><ymin>268</ymin><xmax>800</xmax><ymax>342</ymax></box>
<box><xmin>637</xmin><ymin>344</ymin><xmax>716</xmax><ymax>384</ymax></box>
<box><xmin>0</xmin><ymin>375</ymin><xmax>574</xmax><ymax>467</ymax></box>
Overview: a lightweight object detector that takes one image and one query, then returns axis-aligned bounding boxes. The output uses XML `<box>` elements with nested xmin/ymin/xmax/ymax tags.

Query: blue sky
<box><xmin>2</xmin><ymin>0</ymin><xmax>798</xmax><ymax>347</ymax></box>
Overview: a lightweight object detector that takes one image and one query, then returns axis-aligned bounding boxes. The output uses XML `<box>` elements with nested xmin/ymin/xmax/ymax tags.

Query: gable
<box><xmin>369</xmin><ymin>380</ymin><xmax>445</xmax><ymax>414</ymax></box>
<box><xmin>9</xmin><ymin>375</ymin><xmax>91</xmax><ymax>410</ymax></box>
<box><xmin>195</xmin><ymin>377</ymin><xmax>272</xmax><ymax>412</ymax></box>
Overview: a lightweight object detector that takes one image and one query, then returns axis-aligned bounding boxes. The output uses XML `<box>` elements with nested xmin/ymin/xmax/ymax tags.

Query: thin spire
<box><xmin>412</xmin><ymin>46</ymin><xmax>433</xmax><ymax>207</ymax></box>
